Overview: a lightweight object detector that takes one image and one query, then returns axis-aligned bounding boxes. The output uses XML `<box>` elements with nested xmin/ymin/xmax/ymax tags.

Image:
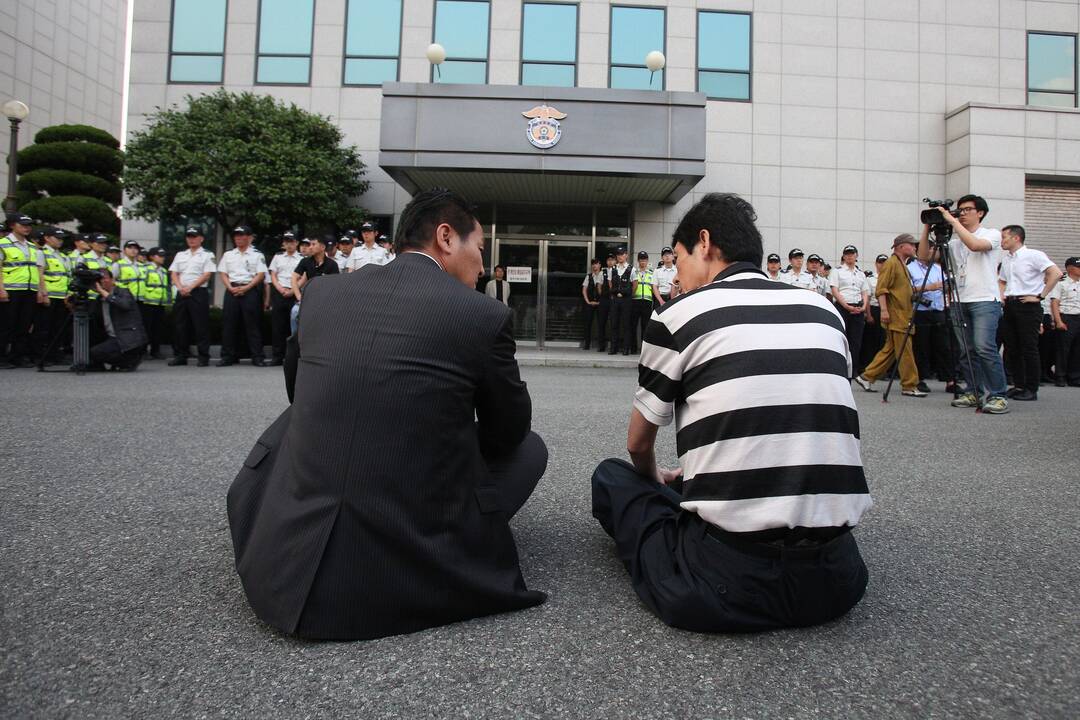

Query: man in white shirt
<box><xmin>829</xmin><ymin>245</ymin><xmax>870</xmax><ymax>378</ymax></box>
<box><xmin>268</xmin><ymin>231</ymin><xmax>303</xmax><ymax>366</ymax></box>
<box><xmin>997</xmin><ymin>225</ymin><xmax>1061</xmax><ymax>401</ymax></box>
<box><xmin>918</xmin><ymin>194</ymin><xmax>1009</xmax><ymax>413</ymax></box>
<box><xmin>167</xmin><ymin>227</ymin><xmax>217</xmax><ymax>366</ymax></box>
<box><xmin>218</xmin><ymin>225</ymin><xmax>267</xmax><ymax>367</ymax></box>
<box><xmin>764</xmin><ymin>252</ymin><xmax>783</xmax><ymax>281</ymax></box>
<box><xmin>781</xmin><ymin>248</ymin><xmax>816</xmax><ymax>291</ymax></box>
<box><xmin>653</xmin><ymin>246</ymin><xmax>678</xmax><ymax>304</ymax></box>
<box><xmin>1051</xmin><ymin>257</ymin><xmax>1080</xmax><ymax>386</ymax></box>
<box><xmin>345</xmin><ymin>221</ymin><xmax>391</xmax><ymax>271</ymax></box>
<box><xmin>334</xmin><ymin>233</ymin><xmax>354</xmax><ymax>270</ymax></box>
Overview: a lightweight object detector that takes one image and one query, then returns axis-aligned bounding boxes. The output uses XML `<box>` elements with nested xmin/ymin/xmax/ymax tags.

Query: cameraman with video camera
<box><xmin>84</xmin><ymin>268</ymin><xmax>148</xmax><ymax>371</ymax></box>
<box><xmin>917</xmin><ymin>195</ymin><xmax>1009</xmax><ymax>414</ymax></box>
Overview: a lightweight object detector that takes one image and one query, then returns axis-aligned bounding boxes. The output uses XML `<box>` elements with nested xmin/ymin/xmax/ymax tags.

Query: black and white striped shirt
<box><xmin>635</xmin><ymin>262</ymin><xmax>872</xmax><ymax>533</ymax></box>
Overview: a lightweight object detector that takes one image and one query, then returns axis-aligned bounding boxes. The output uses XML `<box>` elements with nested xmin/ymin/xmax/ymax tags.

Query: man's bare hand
<box><xmin>657</xmin><ymin>467</ymin><xmax>682</xmax><ymax>486</ymax></box>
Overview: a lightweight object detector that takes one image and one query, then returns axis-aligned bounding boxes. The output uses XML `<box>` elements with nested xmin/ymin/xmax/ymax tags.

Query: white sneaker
<box><xmin>854</xmin><ymin>375</ymin><xmax>877</xmax><ymax>392</ymax></box>
<box><xmin>902</xmin><ymin>388</ymin><xmax>928</xmax><ymax>397</ymax></box>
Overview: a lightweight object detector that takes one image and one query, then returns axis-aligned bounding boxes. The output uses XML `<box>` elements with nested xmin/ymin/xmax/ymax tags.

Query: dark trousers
<box><xmin>90</xmin><ymin>337</ymin><xmax>143</xmax><ymax>369</ymax></box>
<box><xmin>581</xmin><ymin>301</ymin><xmax>599</xmax><ymax>349</ymax></box>
<box><xmin>860</xmin><ymin>306</ymin><xmax>883</xmax><ymax>372</ymax></box>
<box><xmin>591</xmin><ymin>459</ymin><xmax>868</xmax><ymax>632</ymax></box>
<box><xmin>222</xmin><ymin>285</ymin><xmax>264</xmax><ymax>363</ymax></box>
<box><xmin>1002</xmin><ymin>299</ymin><xmax>1043</xmax><ymax>392</ymax></box>
<box><xmin>173</xmin><ymin>287</ymin><xmax>211</xmax><ymax>360</ymax></box>
<box><xmin>139</xmin><ymin>303</ymin><xmax>166</xmax><ymax>356</ymax></box>
<box><xmin>33</xmin><ymin>299</ymin><xmax>69</xmax><ymax>361</ymax></box>
<box><xmin>270</xmin><ymin>288</ymin><xmax>296</xmax><ymax>360</ymax></box>
<box><xmin>0</xmin><ymin>290</ymin><xmax>38</xmax><ymax>361</ymax></box>
<box><xmin>1039</xmin><ymin>314</ymin><xmax>1056</xmax><ymax>380</ymax></box>
<box><xmin>1057</xmin><ymin>314</ymin><xmax>1080</xmax><ymax>383</ymax></box>
<box><xmin>483</xmin><ymin>430</ymin><xmax>548</xmax><ymax>516</ymax></box>
<box><xmin>840</xmin><ymin>306</ymin><xmax>865</xmax><ymax>378</ymax></box>
<box><xmin>632</xmin><ymin>300</ymin><xmax>652</xmax><ymax>352</ymax></box>
<box><xmin>913</xmin><ymin>309</ymin><xmax>947</xmax><ymax>382</ymax></box>
<box><xmin>609</xmin><ymin>297</ymin><xmax>632</xmax><ymax>352</ymax></box>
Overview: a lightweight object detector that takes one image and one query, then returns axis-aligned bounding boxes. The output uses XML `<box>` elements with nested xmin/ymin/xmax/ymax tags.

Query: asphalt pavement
<box><xmin>2</xmin><ymin>360</ymin><xmax>1078</xmax><ymax>718</ymax></box>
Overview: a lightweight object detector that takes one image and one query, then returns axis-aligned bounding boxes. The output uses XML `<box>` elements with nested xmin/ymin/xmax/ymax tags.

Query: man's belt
<box><xmin>705</xmin><ymin>523</ymin><xmax>850</xmax><ymax>559</ymax></box>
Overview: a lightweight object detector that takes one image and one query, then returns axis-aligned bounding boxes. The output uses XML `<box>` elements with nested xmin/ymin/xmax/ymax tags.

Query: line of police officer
<box><xmin>0</xmin><ymin>214</ymin><xmax>171</xmax><ymax>369</ymax></box>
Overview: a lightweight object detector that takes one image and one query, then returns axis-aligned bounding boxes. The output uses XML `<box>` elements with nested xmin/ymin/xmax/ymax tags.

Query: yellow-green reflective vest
<box><xmin>41</xmin><ymin>246</ymin><xmax>70</xmax><ymax>299</ymax></box>
<box><xmin>78</xmin><ymin>251</ymin><xmax>107</xmax><ymax>298</ymax></box>
<box><xmin>633</xmin><ymin>269</ymin><xmax>654</xmax><ymax>300</ymax></box>
<box><xmin>0</xmin><ymin>234</ymin><xmax>42</xmax><ymax>291</ymax></box>
<box><xmin>138</xmin><ymin>265</ymin><xmax>171</xmax><ymax>306</ymax></box>
<box><xmin>114</xmin><ymin>257</ymin><xmax>141</xmax><ymax>295</ymax></box>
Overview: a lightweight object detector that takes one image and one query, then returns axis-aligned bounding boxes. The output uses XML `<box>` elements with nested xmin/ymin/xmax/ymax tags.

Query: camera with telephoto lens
<box><xmin>69</xmin><ymin>263</ymin><xmax>103</xmax><ymax>297</ymax></box>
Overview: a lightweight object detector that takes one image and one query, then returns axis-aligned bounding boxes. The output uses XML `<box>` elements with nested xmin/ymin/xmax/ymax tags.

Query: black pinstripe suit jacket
<box><xmin>227</xmin><ymin>252</ymin><xmax>544</xmax><ymax>640</ymax></box>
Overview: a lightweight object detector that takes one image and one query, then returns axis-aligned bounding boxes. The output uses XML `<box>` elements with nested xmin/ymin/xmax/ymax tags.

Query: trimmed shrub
<box><xmin>34</xmin><ymin>124</ymin><xmax>121</xmax><ymax>149</ymax></box>
<box><xmin>20</xmin><ymin>195</ymin><xmax>121</xmax><ymax>233</ymax></box>
<box><xmin>17</xmin><ymin>169</ymin><xmax>122</xmax><ymax>205</ymax></box>
<box><xmin>17</xmin><ymin>142</ymin><xmax>123</xmax><ymax>181</ymax></box>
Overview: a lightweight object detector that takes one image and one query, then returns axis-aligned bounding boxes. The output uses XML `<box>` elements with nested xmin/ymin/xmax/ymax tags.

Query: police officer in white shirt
<box><xmin>781</xmin><ymin>248</ymin><xmax>816</xmax><ymax>290</ymax></box>
<box><xmin>218</xmin><ymin>225</ymin><xmax>268</xmax><ymax>367</ymax></box>
<box><xmin>345</xmin><ymin>221</ymin><xmax>391</xmax><ymax>271</ymax></box>
<box><xmin>653</xmin><ymin>246</ymin><xmax>678</xmax><ymax>304</ymax></box>
<box><xmin>829</xmin><ymin>245</ymin><xmax>871</xmax><ymax>378</ymax></box>
<box><xmin>997</xmin><ymin>224</ymin><xmax>1061</xmax><ymax>401</ymax></box>
<box><xmin>1051</xmin><ymin>257</ymin><xmax>1080</xmax><ymax>386</ymax></box>
<box><xmin>167</xmin><ymin>227</ymin><xmax>217</xmax><ymax>366</ymax></box>
<box><xmin>805</xmin><ymin>254</ymin><xmax>830</xmax><ymax>297</ymax></box>
<box><xmin>267</xmin><ymin>231</ymin><xmax>303</xmax><ymax>366</ymax></box>
<box><xmin>334</xmin><ymin>233</ymin><xmax>354</xmax><ymax>270</ymax></box>
<box><xmin>764</xmin><ymin>252</ymin><xmax>783</xmax><ymax>281</ymax></box>
<box><xmin>378</xmin><ymin>234</ymin><xmax>396</xmax><ymax>262</ymax></box>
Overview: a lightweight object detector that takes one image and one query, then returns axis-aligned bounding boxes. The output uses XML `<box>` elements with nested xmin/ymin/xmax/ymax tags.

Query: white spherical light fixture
<box><xmin>645</xmin><ymin>51</ymin><xmax>666</xmax><ymax>73</ymax></box>
<box><xmin>2</xmin><ymin>100</ymin><xmax>29</xmax><ymax>122</ymax></box>
<box><xmin>427</xmin><ymin>43</ymin><xmax>447</xmax><ymax>79</ymax></box>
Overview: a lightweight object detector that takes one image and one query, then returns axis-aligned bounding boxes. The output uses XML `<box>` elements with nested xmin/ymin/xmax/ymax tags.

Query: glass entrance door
<box><xmin>495</xmin><ymin>238</ymin><xmax>590</xmax><ymax>347</ymax></box>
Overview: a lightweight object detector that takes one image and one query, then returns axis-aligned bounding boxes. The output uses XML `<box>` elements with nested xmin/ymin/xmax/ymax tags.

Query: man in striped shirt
<box><xmin>591</xmin><ymin>193</ymin><xmax>872</xmax><ymax>633</ymax></box>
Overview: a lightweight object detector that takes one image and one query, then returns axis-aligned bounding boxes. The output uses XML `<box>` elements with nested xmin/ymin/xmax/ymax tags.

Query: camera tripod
<box><xmin>880</xmin><ymin>228</ymin><xmax>981</xmax><ymax>410</ymax></box>
<box><xmin>36</xmin><ymin>295</ymin><xmax>91</xmax><ymax>374</ymax></box>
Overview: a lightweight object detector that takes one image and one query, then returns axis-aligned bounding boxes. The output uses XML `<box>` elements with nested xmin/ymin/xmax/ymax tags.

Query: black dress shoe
<box><xmin>916</xmin><ymin>381</ymin><xmax>931</xmax><ymax>394</ymax></box>
<box><xmin>168</xmin><ymin>357</ymin><xmax>188</xmax><ymax>366</ymax></box>
<box><xmin>251</xmin><ymin>359</ymin><xmax>267</xmax><ymax>367</ymax></box>
<box><xmin>597</xmin><ymin>345</ymin><xmax>606</xmax><ymax>352</ymax></box>
<box><xmin>608</xmin><ymin>348</ymin><xmax>617</xmax><ymax>355</ymax></box>
<box><xmin>1055</xmin><ymin>378</ymin><xmax>1068</xmax><ymax>387</ymax></box>
<box><xmin>267</xmin><ymin>358</ymin><xmax>284</xmax><ymax>367</ymax></box>
<box><xmin>196</xmin><ymin>358</ymin><xmax>210</xmax><ymax>367</ymax></box>
<box><xmin>1012</xmin><ymin>389</ymin><xmax>1037</xmax><ymax>401</ymax></box>
<box><xmin>216</xmin><ymin>359</ymin><xmax>235</xmax><ymax>367</ymax></box>
<box><xmin>622</xmin><ymin>349</ymin><xmax>631</xmax><ymax>356</ymax></box>
<box><xmin>1006</xmin><ymin>387</ymin><xmax>1022</xmax><ymax>398</ymax></box>
<box><xmin>0</xmin><ymin>360</ymin><xmax>14</xmax><ymax>369</ymax></box>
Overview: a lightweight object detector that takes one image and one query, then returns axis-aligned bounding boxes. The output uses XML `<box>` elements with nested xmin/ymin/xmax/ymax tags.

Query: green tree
<box><xmin>123</xmin><ymin>89</ymin><xmax>369</xmax><ymax>238</ymax></box>
<box><xmin>16</xmin><ymin>124</ymin><xmax>123</xmax><ymax>233</ymax></box>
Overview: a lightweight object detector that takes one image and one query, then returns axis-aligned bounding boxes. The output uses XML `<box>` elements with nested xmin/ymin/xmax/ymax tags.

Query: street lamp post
<box><xmin>3</xmin><ymin>100</ymin><xmax>30</xmax><ymax>215</ymax></box>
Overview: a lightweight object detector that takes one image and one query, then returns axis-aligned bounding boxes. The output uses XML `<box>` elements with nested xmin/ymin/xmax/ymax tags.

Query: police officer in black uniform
<box><xmin>608</xmin><ymin>247</ymin><xmax>634</xmax><ymax>355</ymax></box>
<box><xmin>580</xmin><ymin>257</ymin><xmax>606</xmax><ymax>349</ymax></box>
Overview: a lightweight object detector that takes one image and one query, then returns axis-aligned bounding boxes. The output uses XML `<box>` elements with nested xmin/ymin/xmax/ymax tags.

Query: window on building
<box><xmin>609</xmin><ymin>6</ymin><xmax>665</xmax><ymax>90</ymax></box>
<box><xmin>256</xmin><ymin>0</ymin><xmax>315</xmax><ymax>85</ymax></box>
<box><xmin>521</xmin><ymin>3</ymin><xmax>578</xmax><ymax>87</ymax></box>
<box><xmin>169</xmin><ymin>0</ymin><xmax>227</xmax><ymax>83</ymax></box>
<box><xmin>344</xmin><ymin>0</ymin><xmax>403</xmax><ymax>85</ymax></box>
<box><xmin>697</xmin><ymin>11</ymin><xmax>751</xmax><ymax>101</ymax></box>
<box><xmin>1028</xmin><ymin>31</ymin><xmax>1077</xmax><ymax>107</ymax></box>
<box><xmin>433</xmin><ymin>0</ymin><xmax>491</xmax><ymax>84</ymax></box>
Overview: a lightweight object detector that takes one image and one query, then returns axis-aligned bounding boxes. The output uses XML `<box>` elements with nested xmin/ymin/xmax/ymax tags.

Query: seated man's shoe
<box><xmin>1012</xmin><ymin>389</ymin><xmax>1037</xmax><ymax>401</ymax></box>
<box><xmin>853</xmin><ymin>375</ymin><xmax>877</xmax><ymax>393</ymax></box>
<box><xmin>168</xmin><ymin>357</ymin><xmax>188</xmax><ymax>366</ymax></box>
<box><xmin>251</xmin><ymin>359</ymin><xmax>267</xmax><ymax>367</ymax></box>
<box><xmin>983</xmin><ymin>396</ymin><xmax>1010</xmax><ymax>413</ymax></box>
<box><xmin>951</xmin><ymin>392</ymin><xmax>978</xmax><ymax>408</ymax></box>
<box><xmin>216</xmin><ymin>359</ymin><xmax>235</xmax><ymax>367</ymax></box>
<box><xmin>902</xmin><ymin>387</ymin><xmax>928</xmax><ymax>397</ymax></box>
<box><xmin>916</xmin><ymin>381</ymin><xmax>931</xmax><ymax>394</ymax></box>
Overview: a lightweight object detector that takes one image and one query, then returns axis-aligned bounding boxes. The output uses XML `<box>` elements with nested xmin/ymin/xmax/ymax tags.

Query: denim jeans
<box><xmin>289</xmin><ymin>301</ymin><xmax>300</xmax><ymax>334</ymax></box>
<box><xmin>953</xmin><ymin>301</ymin><xmax>1007</xmax><ymax>398</ymax></box>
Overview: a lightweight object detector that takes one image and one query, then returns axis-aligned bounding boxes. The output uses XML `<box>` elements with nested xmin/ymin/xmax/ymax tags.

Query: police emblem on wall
<box><xmin>522</xmin><ymin>105</ymin><xmax>567</xmax><ymax>149</ymax></box>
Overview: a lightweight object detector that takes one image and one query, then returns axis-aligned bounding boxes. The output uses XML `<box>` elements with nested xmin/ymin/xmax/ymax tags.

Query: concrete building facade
<box><xmin>124</xmin><ymin>0</ymin><xmax>1080</xmax><ymax>343</ymax></box>
<box><xmin>1</xmin><ymin>0</ymin><xmax>129</xmax><ymax>192</ymax></box>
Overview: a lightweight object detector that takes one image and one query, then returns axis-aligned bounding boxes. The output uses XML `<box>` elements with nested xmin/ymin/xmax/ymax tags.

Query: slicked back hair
<box><xmin>395</xmin><ymin>188</ymin><xmax>480</xmax><ymax>254</ymax></box>
<box><xmin>671</xmin><ymin>193</ymin><xmax>763</xmax><ymax>267</ymax></box>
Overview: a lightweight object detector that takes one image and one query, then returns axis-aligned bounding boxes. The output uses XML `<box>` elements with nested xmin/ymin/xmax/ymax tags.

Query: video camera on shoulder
<box><xmin>921</xmin><ymin>198</ymin><xmax>957</xmax><ymax>244</ymax></box>
<box><xmin>69</xmin><ymin>263</ymin><xmax>103</xmax><ymax>296</ymax></box>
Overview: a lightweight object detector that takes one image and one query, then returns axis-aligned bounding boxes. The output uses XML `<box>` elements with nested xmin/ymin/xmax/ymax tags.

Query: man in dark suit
<box><xmin>227</xmin><ymin>188</ymin><xmax>548</xmax><ymax>641</ymax></box>
<box><xmin>86</xmin><ymin>269</ymin><xmax>148</xmax><ymax>371</ymax></box>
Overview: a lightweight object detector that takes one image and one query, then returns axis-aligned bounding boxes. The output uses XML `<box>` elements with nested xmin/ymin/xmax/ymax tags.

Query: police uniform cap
<box><xmin>91</xmin><ymin>234</ymin><xmax>109</xmax><ymax>244</ymax></box>
<box><xmin>231</xmin><ymin>225</ymin><xmax>253</xmax><ymax>236</ymax></box>
<box><xmin>282</xmin><ymin>230</ymin><xmax>297</xmax><ymax>240</ymax></box>
<box><xmin>10</xmin><ymin>213</ymin><xmax>33</xmax><ymax>225</ymax></box>
<box><xmin>299</xmin><ymin>237</ymin><xmax>311</xmax><ymax>245</ymax></box>
<box><xmin>107</xmin><ymin>245</ymin><xmax>120</xmax><ymax>253</ymax></box>
<box><xmin>123</xmin><ymin>240</ymin><xmax>141</xmax><ymax>249</ymax></box>
<box><xmin>1066</xmin><ymin>256</ymin><xmax>1080</xmax><ymax>268</ymax></box>
<box><xmin>147</xmin><ymin>246</ymin><xmax>165</xmax><ymax>257</ymax></box>
<box><xmin>767</xmin><ymin>253</ymin><xmax>781</xmax><ymax>263</ymax></box>
<box><xmin>185</xmin><ymin>227</ymin><xmax>203</xmax><ymax>237</ymax></box>
<box><xmin>46</xmin><ymin>227</ymin><xmax>67</xmax><ymax>238</ymax></box>
<box><xmin>842</xmin><ymin>244</ymin><xmax>858</xmax><ymax>255</ymax></box>
<box><xmin>616</xmin><ymin>246</ymin><xmax>628</xmax><ymax>255</ymax></box>
<box><xmin>637</xmin><ymin>250</ymin><xmax>649</xmax><ymax>259</ymax></box>
<box><xmin>807</xmin><ymin>253</ymin><xmax>823</xmax><ymax>263</ymax></box>
<box><xmin>605</xmin><ymin>252</ymin><xmax>615</xmax><ymax>259</ymax></box>
<box><xmin>875</xmin><ymin>254</ymin><xmax>888</xmax><ymax>262</ymax></box>
<box><xmin>344</xmin><ymin>229</ymin><xmax>359</xmax><ymax>238</ymax></box>
<box><xmin>788</xmin><ymin>248</ymin><xmax>804</xmax><ymax>258</ymax></box>
<box><xmin>661</xmin><ymin>246</ymin><xmax>673</xmax><ymax>255</ymax></box>
<box><xmin>361</xmin><ymin>222</ymin><xmax>375</xmax><ymax>231</ymax></box>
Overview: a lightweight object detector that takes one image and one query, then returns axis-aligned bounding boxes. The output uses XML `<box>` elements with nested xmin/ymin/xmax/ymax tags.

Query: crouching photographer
<box><xmin>75</xmin><ymin>268</ymin><xmax>148</xmax><ymax>372</ymax></box>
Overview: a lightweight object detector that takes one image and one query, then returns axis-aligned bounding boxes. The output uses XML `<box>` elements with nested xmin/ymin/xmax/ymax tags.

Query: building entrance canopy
<box><xmin>378</xmin><ymin>83</ymin><xmax>706</xmax><ymax>205</ymax></box>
